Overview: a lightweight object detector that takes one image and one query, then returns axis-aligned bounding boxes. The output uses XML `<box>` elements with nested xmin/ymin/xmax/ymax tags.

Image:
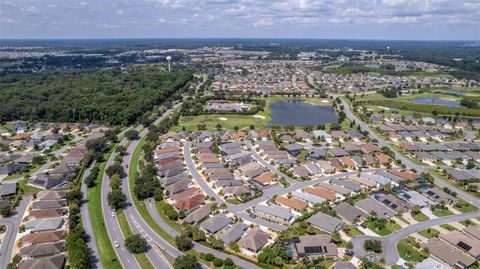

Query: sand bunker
<box><xmin>253</xmin><ymin>115</ymin><xmax>266</xmax><ymax>120</ymax></box>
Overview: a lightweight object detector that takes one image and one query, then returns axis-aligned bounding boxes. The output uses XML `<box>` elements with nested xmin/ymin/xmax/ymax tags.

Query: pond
<box><xmin>410</xmin><ymin>97</ymin><xmax>460</xmax><ymax>107</ymax></box>
<box><xmin>269</xmin><ymin>101</ymin><xmax>338</xmax><ymax>126</ymax></box>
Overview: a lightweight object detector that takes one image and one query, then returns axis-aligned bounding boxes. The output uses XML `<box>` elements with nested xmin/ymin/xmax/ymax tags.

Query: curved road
<box><xmin>0</xmin><ymin>197</ymin><xmax>31</xmax><ymax>269</ymax></box>
<box><xmin>339</xmin><ymin>96</ymin><xmax>480</xmax><ymax>265</ymax></box>
<box><xmin>339</xmin><ymin>97</ymin><xmax>480</xmax><ymax>207</ymax></box>
<box><xmin>351</xmin><ymin>210</ymin><xmax>480</xmax><ymax>265</ymax></box>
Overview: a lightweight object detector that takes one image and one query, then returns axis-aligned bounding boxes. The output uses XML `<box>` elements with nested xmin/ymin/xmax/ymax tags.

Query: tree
<box><xmin>466</xmin><ymin>159</ymin><xmax>476</xmax><ymax>169</ymax></box>
<box><xmin>125</xmin><ymin>129</ymin><xmax>139</xmax><ymax>140</ymax></box>
<box><xmin>208</xmin><ymin>235</ymin><xmax>224</xmax><ymax>250</ymax></box>
<box><xmin>125</xmin><ymin>234</ymin><xmax>147</xmax><ymax>254</ymax></box>
<box><xmin>213</xmin><ymin>258</ymin><xmax>223</xmax><ymax>267</ymax></box>
<box><xmin>106</xmin><ymin>163</ymin><xmax>124</xmax><ymax>177</ymax></box>
<box><xmin>411</xmin><ymin>205</ymin><xmax>421</xmax><ymax>215</ymax></box>
<box><xmin>31</xmin><ymin>155</ymin><xmax>45</xmax><ymax>165</ymax></box>
<box><xmin>229</xmin><ymin>241</ymin><xmax>240</xmax><ymax>252</ymax></box>
<box><xmin>175</xmin><ymin>234</ymin><xmax>192</xmax><ymax>251</ymax></box>
<box><xmin>173</xmin><ymin>254</ymin><xmax>198</xmax><ymax>269</ymax></box>
<box><xmin>364</xmin><ymin>239</ymin><xmax>382</xmax><ymax>253</ymax></box>
<box><xmin>107</xmin><ymin>189</ymin><xmax>127</xmax><ymax>210</ymax></box>
<box><xmin>189</xmin><ymin>225</ymin><xmax>206</xmax><ymax>242</ymax></box>
<box><xmin>0</xmin><ymin>204</ymin><xmax>12</xmax><ymax>217</ymax></box>
<box><xmin>115</xmin><ymin>145</ymin><xmax>127</xmax><ymax>156</ymax></box>
<box><xmin>257</xmin><ymin>243</ymin><xmax>288</xmax><ymax>265</ymax></box>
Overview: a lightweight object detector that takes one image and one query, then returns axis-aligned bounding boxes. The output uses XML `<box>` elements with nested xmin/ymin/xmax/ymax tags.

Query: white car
<box><xmin>114</xmin><ymin>241</ymin><xmax>120</xmax><ymax>248</ymax></box>
<box><xmin>111</xmin><ymin>212</ymin><xmax>116</xmax><ymax>217</ymax></box>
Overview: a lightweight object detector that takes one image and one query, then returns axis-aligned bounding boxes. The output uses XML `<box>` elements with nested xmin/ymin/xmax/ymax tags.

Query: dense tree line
<box><xmin>0</xmin><ymin>66</ymin><xmax>192</xmax><ymax>125</ymax></box>
<box><xmin>460</xmin><ymin>97</ymin><xmax>480</xmax><ymax>109</ymax></box>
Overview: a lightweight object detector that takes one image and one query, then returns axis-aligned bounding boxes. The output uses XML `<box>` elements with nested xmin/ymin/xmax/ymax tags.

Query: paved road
<box><xmin>351</xmin><ymin>210</ymin><xmax>480</xmax><ymax>265</ymax></box>
<box><xmin>339</xmin><ymin>96</ymin><xmax>480</xmax><ymax>264</ymax></box>
<box><xmin>79</xmin><ymin>162</ymin><xmax>101</xmax><ymax>268</ymax></box>
<box><xmin>244</xmin><ymin>141</ymin><xmax>297</xmax><ymax>185</ymax></box>
<box><xmin>3</xmin><ymin>134</ymin><xmax>82</xmax><ymax>183</ymax></box>
<box><xmin>226</xmin><ymin>169</ymin><xmax>382</xmax><ymax>214</ymax></box>
<box><xmin>0</xmin><ymin>196</ymin><xmax>31</xmax><ymax>269</ymax></box>
<box><xmin>183</xmin><ymin>141</ymin><xmax>224</xmax><ymax>204</ymax></box>
<box><xmin>121</xmin><ymin>122</ymin><xmax>174</xmax><ymax>269</ymax></box>
<box><xmin>145</xmin><ymin>199</ymin><xmax>262</xmax><ymax>269</ymax></box>
<box><xmin>339</xmin><ymin>97</ymin><xmax>480</xmax><ymax>207</ymax></box>
<box><xmin>101</xmin><ymin>138</ymin><xmax>142</xmax><ymax>269</ymax></box>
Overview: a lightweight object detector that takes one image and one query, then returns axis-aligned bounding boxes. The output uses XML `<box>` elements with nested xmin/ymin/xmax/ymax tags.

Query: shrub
<box><xmin>213</xmin><ymin>258</ymin><xmax>223</xmax><ymax>267</ymax></box>
<box><xmin>204</xmin><ymin>253</ymin><xmax>215</xmax><ymax>261</ymax></box>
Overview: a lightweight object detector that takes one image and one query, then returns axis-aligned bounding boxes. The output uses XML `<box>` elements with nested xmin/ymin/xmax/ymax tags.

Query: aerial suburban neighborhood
<box><xmin>1</xmin><ymin>4</ymin><xmax>480</xmax><ymax>269</ymax></box>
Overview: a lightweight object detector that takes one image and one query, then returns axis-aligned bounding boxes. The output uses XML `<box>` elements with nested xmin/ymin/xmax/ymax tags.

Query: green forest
<box><xmin>0</xmin><ymin>66</ymin><xmax>192</xmax><ymax>125</ymax></box>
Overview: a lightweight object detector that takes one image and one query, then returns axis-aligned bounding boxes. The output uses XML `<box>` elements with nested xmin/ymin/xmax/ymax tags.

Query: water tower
<box><xmin>166</xmin><ymin>56</ymin><xmax>172</xmax><ymax>72</ymax></box>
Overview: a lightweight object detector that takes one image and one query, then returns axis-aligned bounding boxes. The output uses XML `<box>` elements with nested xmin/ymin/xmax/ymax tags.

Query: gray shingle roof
<box><xmin>200</xmin><ymin>214</ymin><xmax>232</xmax><ymax>234</ymax></box>
<box><xmin>307</xmin><ymin>212</ymin><xmax>343</xmax><ymax>233</ymax></box>
<box><xmin>220</xmin><ymin>222</ymin><xmax>248</xmax><ymax>244</ymax></box>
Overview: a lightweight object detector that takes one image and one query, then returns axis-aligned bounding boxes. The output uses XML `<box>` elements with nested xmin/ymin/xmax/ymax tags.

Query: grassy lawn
<box><xmin>128</xmin><ymin>137</ymin><xmax>176</xmax><ymax>244</ymax></box>
<box><xmin>4</xmin><ymin>164</ymin><xmax>42</xmax><ymax>180</ymax></box>
<box><xmin>155</xmin><ymin>201</ymin><xmax>183</xmax><ymax>234</ymax></box>
<box><xmin>454</xmin><ymin>199</ymin><xmax>478</xmax><ymax>213</ymax></box>
<box><xmin>431</xmin><ymin>208</ymin><xmax>453</xmax><ymax>217</ymax></box>
<box><xmin>296</xmin><ymin>149</ymin><xmax>308</xmax><ymax>162</ymax></box>
<box><xmin>345</xmin><ymin>226</ymin><xmax>364</xmax><ymax>237</ymax></box>
<box><xmin>411</xmin><ymin>212</ymin><xmax>429</xmax><ymax>222</ymax></box>
<box><xmin>320</xmin><ymin>258</ymin><xmax>335</xmax><ymax>268</ymax></box>
<box><xmin>87</xmin><ymin>148</ymin><xmax>122</xmax><ymax>269</ymax></box>
<box><xmin>417</xmin><ymin>228</ymin><xmax>439</xmax><ymax>239</ymax></box>
<box><xmin>281</xmin><ymin>222</ymin><xmax>326</xmax><ymax>239</ymax></box>
<box><xmin>354</xmin><ymin>92</ymin><xmax>480</xmax><ymax>118</ymax></box>
<box><xmin>440</xmin><ymin>224</ymin><xmax>456</xmax><ymax>231</ymax></box>
<box><xmin>397</xmin><ymin>237</ymin><xmax>427</xmax><ymax>263</ymax></box>
<box><xmin>18</xmin><ymin>179</ymin><xmax>42</xmax><ymax>194</ymax></box>
<box><xmin>366</xmin><ymin>220</ymin><xmax>401</xmax><ymax>236</ymax></box>
<box><xmin>170</xmin><ymin>114</ymin><xmax>269</xmax><ymax>132</ymax></box>
<box><xmin>116</xmin><ymin>210</ymin><xmax>155</xmax><ymax>269</ymax></box>
<box><xmin>397</xmin><ymin>216</ymin><xmax>411</xmax><ymax>225</ymax></box>
<box><xmin>170</xmin><ymin>96</ymin><xmax>337</xmax><ymax>132</ymax></box>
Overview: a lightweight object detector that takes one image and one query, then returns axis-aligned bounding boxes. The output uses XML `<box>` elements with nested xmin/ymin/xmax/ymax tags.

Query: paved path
<box><xmin>183</xmin><ymin>141</ymin><xmax>224</xmax><ymax>204</ymax></box>
<box><xmin>145</xmin><ymin>199</ymin><xmax>262</xmax><ymax>269</ymax></box>
<box><xmin>0</xmin><ymin>196</ymin><xmax>31</xmax><ymax>269</ymax></box>
<box><xmin>351</xmin><ymin>210</ymin><xmax>480</xmax><ymax>265</ymax></box>
<box><xmin>245</xmin><ymin>141</ymin><xmax>297</xmax><ymax>185</ymax></box>
<box><xmin>80</xmin><ymin>162</ymin><xmax>101</xmax><ymax>268</ymax></box>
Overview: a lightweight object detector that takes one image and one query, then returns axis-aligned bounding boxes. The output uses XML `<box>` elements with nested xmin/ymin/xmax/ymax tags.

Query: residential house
<box><xmin>238</xmin><ymin>227</ymin><xmax>270</xmax><ymax>254</ymax></box>
<box><xmin>254</xmin><ymin>204</ymin><xmax>294</xmax><ymax>225</ymax></box>
<box><xmin>200</xmin><ymin>214</ymin><xmax>232</xmax><ymax>234</ymax></box>
<box><xmin>307</xmin><ymin>212</ymin><xmax>344</xmax><ymax>233</ymax></box>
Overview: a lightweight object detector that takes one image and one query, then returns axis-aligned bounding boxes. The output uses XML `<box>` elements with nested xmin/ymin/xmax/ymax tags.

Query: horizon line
<box><xmin>1</xmin><ymin>37</ymin><xmax>479</xmax><ymax>42</ymax></box>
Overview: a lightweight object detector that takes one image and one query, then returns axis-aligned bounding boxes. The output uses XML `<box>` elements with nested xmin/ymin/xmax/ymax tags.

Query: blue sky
<box><xmin>1</xmin><ymin>0</ymin><xmax>479</xmax><ymax>40</ymax></box>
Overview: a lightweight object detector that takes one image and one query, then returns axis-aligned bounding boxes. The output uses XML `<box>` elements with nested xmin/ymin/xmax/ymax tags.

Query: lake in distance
<box><xmin>410</xmin><ymin>97</ymin><xmax>460</xmax><ymax>107</ymax></box>
<box><xmin>269</xmin><ymin>101</ymin><xmax>339</xmax><ymax>126</ymax></box>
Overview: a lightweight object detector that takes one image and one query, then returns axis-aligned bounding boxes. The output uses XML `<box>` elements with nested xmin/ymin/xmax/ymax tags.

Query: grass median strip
<box><xmin>128</xmin><ymin>136</ymin><xmax>176</xmax><ymax>244</ymax></box>
<box><xmin>117</xmin><ymin>210</ymin><xmax>155</xmax><ymax>269</ymax></box>
<box><xmin>87</xmin><ymin>148</ymin><xmax>122</xmax><ymax>269</ymax></box>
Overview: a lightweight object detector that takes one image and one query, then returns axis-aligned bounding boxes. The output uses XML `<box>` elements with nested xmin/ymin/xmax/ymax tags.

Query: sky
<box><xmin>1</xmin><ymin>0</ymin><xmax>479</xmax><ymax>40</ymax></box>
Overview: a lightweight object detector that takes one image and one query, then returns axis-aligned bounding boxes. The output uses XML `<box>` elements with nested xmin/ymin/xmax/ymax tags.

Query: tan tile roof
<box><xmin>304</xmin><ymin>187</ymin><xmax>336</xmax><ymax>200</ymax></box>
<box><xmin>252</xmin><ymin>172</ymin><xmax>274</xmax><ymax>185</ymax></box>
<box><xmin>275</xmin><ymin>196</ymin><xmax>308</xmax><ymax>211</ymax></box>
